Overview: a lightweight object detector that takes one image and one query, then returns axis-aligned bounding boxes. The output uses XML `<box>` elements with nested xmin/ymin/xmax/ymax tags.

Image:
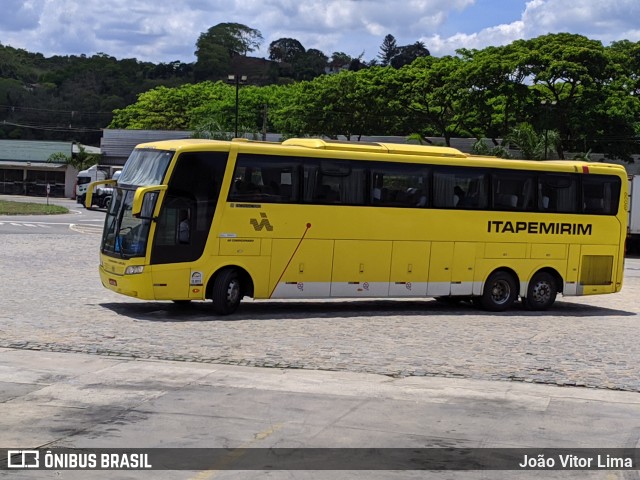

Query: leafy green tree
<box><xmin>197</xmin><ymin>23</ymin><xmax>263</xmax><ymax>58</ymax></box>
<box><xmin>456</xmin><ymin>45</ymin><xmax>530</xmax><ymax>141</ymax></box>
<box><xmin>395</xmin><ymin>56</ymin><xmax>471</xmax><ymax>145</ymax></box>
<box><xmin>268</xmin><ymin>38</ymin><xmax>305</xmax><ymax>63</ymax></box>
<box><xmin>292</xmin><ymin>49</ymin><xmax>328</xmax><ymax>80</ymax></box>
<box><xmin>110</xmin><ymin>82</ymin><xmax>233</xmax><ymax>130</ymax></box>
<box><xmin>195</xmin><ymin>23</ymin><xmax>263</xmax><ymax>80</ymax></box>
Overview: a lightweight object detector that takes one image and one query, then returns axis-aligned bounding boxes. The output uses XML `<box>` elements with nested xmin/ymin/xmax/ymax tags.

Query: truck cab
<box><xmin>76</xmin><ymin>166</ymin><xmax>121</xmax><ymax>209</ymax></box>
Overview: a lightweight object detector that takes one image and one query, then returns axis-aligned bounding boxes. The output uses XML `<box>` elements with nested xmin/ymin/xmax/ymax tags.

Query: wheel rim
<box><xmin>530</xmin><ymin>281</ymin><xmax>551</xmax><ymax>304</ymax></box>
<box><xmin>226</xmin><ymin>279</ymin><xmax>240</xmax><ymax>306</ymax></box>
<box><xmin>490</xmin><ymin>279</ymin><xmax>511</xmax><ymax>305</ymax></box>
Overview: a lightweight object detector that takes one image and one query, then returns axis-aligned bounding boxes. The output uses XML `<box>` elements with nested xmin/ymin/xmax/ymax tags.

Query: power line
<box><xmin>0</xmin><ymin>104</ymin><xmax>113</xmax><ymax>117</ymax></box>
<box><xmin>1</xmin><ymin>120</ymin><xmax>103</xmax><ymax>133</ymax></box>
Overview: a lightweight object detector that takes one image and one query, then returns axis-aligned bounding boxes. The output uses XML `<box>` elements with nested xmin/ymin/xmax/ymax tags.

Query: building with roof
<box><xmin>0</xmin><ymin>140</ymin><xmax>76</xmax><ymax>197</ymax></box>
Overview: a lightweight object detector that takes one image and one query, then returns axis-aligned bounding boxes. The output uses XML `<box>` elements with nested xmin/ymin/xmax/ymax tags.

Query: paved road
<box><xmin>0</xmin><ymin>195</ymin><xmax>105</xmax><ymax>235</ymax></box>
<box><xmin>1</xmin><ymin>225</ymin><xmax>639</xmax><ymax>392</ymax></box>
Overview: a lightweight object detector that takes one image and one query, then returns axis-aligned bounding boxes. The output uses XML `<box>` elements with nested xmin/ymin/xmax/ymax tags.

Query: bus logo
<box><xmin>8</xmin><ymin>450</ymin><xmax>39</xmax><ymax>468</ymax></box>
<box><xmin>250</xmin><ymin>212</ymin><xmax>273</xmax><ymax>231</ymax></box>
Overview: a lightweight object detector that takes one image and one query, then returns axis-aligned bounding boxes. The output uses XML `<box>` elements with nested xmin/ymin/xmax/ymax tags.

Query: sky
<box><xmin>2</xmin><ymin>0</ymin><xmax>640</xmax><ymax>64</ymax></box>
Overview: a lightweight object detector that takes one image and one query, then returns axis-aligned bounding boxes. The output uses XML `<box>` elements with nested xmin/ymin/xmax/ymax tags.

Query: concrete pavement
<box><xmin>2</xmin><ymin>347</ymin><xmax>640</xmax><ymax>479</ymax></box>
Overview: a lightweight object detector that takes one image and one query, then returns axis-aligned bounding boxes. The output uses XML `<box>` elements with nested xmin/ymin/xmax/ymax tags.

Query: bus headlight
<box><xmin>125</xmin><ymin>266</ymin><xmax>144</xmax><ymax>275</ymax></box>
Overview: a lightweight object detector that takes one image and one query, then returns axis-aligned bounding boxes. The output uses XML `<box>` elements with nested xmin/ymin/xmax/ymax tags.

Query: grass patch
<box><xmin>0</xmin><ymin>200</ymin><xmax>69</xmax><ymax>215</ymax></box>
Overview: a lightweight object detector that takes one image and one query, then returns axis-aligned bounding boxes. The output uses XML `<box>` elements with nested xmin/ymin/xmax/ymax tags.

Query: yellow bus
<box><xmin>87</xmin><ymin>138</ymin><xmax>627</xmax><ymax>314</ymax></box>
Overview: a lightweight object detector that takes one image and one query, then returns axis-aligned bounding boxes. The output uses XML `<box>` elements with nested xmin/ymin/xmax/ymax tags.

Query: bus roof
<box><xmin>131</xmin><ymin>138</ymin><xmax>628</xmax><ymax>176</ymax></box>
<box><xmin>281</xmin><ymin>138</ymin><xmax>468</xmax><ymax>158</ymax></box>
<box><xmin>135</xmin><ymin>137</ymin><xmax>468</xmax><ymax>158</ymax></box>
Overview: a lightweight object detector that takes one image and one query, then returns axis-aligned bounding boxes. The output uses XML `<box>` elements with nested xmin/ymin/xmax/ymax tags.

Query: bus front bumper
<box><xmin>99</xmin><ymin>266</ymin><xmax>155</xmax><ymax>300</ymax></box>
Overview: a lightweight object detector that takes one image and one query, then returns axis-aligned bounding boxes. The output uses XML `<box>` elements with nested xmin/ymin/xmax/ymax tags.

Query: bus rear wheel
<box><xmin>480</xmin><ymin>271</ymin><xmax>518</xmax><ymax>312</ymax></box>
<box><xmin>523</xmin><ymin>272</ymin><xmax>557</xmax><ymax>311</ymax></box>
<box><xmin>211</xmin><ymin>268</ymin><xmax>242</xmax><ymax>315</ymax></box>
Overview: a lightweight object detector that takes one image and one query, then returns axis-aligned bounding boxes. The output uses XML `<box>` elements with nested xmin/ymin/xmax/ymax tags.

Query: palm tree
<box><xmin>504</xmin><ymin>122</ymin><xmax>560</xmax><ymax>160</ymax></box>
<box><xmin>47</xmin><ymin>144</ymin><xmax>101</xmax><ymax>170</ymax></box>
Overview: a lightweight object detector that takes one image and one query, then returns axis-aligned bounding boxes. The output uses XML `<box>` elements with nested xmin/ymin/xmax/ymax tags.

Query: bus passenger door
<box><xmin>151</xmin><ymin>197</ymin><xmax>195</xmax><ymax>299</ymax></box>
<box><xmin>269</xmin><ymin>239</ymin><xmax>333</xmax><ymax>298</ymax></box>
<box><xmin>331</xmin><ymin>240</ymin><xmax>392</xmax><ymax>297</ymax></box>
<box><xmin>427</xmin><ymin>242</ymin><xmax>454</xmax><ymax>296</ymax></box>
<box><xmin>150</xmin><ymin>151</ymin><xmax>228</xmax><ymax>300</ymax></box>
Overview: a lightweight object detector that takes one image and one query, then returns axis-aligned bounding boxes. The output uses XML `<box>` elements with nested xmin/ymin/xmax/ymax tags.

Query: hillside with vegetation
<box><xmin>1</xmin><ymin>24</ymin><xmax>639</xmax><ymax>161</ymax></box>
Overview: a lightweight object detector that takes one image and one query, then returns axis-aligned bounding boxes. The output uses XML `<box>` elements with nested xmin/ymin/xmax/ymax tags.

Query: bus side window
<box><xmin>433</xmin><ymin>169</ymin><xmax>487</xmax><ymax>209</ymax></box>
<box><xmin>492</xmin><ymin>172</ymin><xmax>534</xmax><ymax>211</ymax></box>
<box><xmin>539</xmin><ymin>174</ymin><xmax>577</xmax><ymax>213</ymax></box>
<box><xmin>230</xmin><ymin>155</ymin><xmax>300</xmax><ymax>203</ymax></box>
<box><xmin>582</xmin><ymin>176</ymin><xmax>621</xmax><ymax>215</ymax></box>
<box><xmin>370</xmin><ymin>164</ymin><xmax>429</xmax><ymax>208</ymax></box>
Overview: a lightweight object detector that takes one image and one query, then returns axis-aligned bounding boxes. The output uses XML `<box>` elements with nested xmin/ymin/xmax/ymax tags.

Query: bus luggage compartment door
<box><xmin>389</xmin><ymin>241</ymin><xmax>430</xmax><ymax>296</ymax></box>
<box><xmin>331</xmin><ymin>240</ymin><xmax>392</xmax><ymax>297</ymax></box>
<box><xmin>269</xmin><ymin>239</ymin><xmax>334</xmax><ymax>298</ymax></box>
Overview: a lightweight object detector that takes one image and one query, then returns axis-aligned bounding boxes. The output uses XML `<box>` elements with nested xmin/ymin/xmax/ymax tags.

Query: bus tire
<box><xmin>480</xmin><ymin>271</ymin><xmax>518</xmax><ymax>312</ymax></box>
<box><xmin>211</xmin><ymin>268</ymin><xmax>242</xmax><ymax>315</ymax></box>
<box><xmin>523</xmin><ymin>272</ymin><xmax>557</xmax><ymax>311</ymax></box>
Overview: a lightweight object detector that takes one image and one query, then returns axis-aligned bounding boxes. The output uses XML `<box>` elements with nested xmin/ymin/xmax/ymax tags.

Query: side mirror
<box><xmin>85</xmin><ymin>179</ymin><xmax>116</xmax><ymax>208</ymax></box>
<box><xmin>132</xmin><ymin>185</ymin><xmax>167</xmax><ymax>217</ymax></box>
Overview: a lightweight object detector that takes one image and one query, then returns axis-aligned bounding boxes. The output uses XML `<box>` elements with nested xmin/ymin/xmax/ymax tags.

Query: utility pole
<box><xmin>261</xmin><ymin>104</ymin><xmax>268</xmax><ymax>141</ymax></box>
<box><xmin>227</xmin><ymin>74</ymin><xmax>247</xmax><ymax>138</ymax></box>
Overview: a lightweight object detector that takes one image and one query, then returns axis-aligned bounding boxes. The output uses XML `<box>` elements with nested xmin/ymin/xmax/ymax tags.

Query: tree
<box><xmin>504</xmin><ymin>122</ymin><xmax>561</xmax><ymax>160</ymax></box>
<box><xmin>456</xmin><ymin>45</ymin><xmax>531</xmax><ymax>141</ymax></box>
<box><xmin>517</xmin><ymin>34</ymin><xmax>611</xmax><ymax>157</ymax></box>
<box><xmin>328</xmin><ymin>52</ymin><xmax>352</xmax><ymax>72</ymax></box>
<box><xmin>390</xmin><ymin>41</ymin><xmax>430</xmax><ymax>68</ymax></box>
<box><xmin>195</xmin><ymin>23</ymin><xmax>263</xmax><ymax>80</ymax></box>
<box><xmin>390</xmin><ymin>42</ymin><xmax>430</xmax><ymax>68</ymax></box>
<box><xmin>378</xmin><ymin>34</ymin><xmax>399</xmax><ymax>66</ymax></box>
<box><xmin>292</xmin><ymin>49</ymin><xmax>328</xmax><ymax>81</ymax></box>
<box><xmin>395</xmin><ymin>56</ymin><xmax>471</xmax><ymax>145</ymax></box>
<box><xmin>197</xmin><ymin>23</ymin><xmax>263</xmax><ymax>58</ymax></box>
<box><xmin>268</xmin><ymin>38</ymin><xmax>305</xmax><ymax>63</ymax></box>
<box><xmin>48</xmin><ymin>144</ymin><xmax>101</xmax><ymax>170</ymax></box>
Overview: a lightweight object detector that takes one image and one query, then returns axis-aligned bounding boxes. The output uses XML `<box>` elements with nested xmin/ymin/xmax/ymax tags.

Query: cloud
<box><xmin>425</xmin><ymin>21</ymin><xmax>525</xmax><ymax>56</ymax></box>
<box><xmin>0</xmin><ymin>0</ymin><xmax>43</xmax><ymax>31</ymax></box>
<box><xmin>0</xmin><ymin>0</ymin><xmax>638</xmax><ymax>64</ymax></box>
<box><xmin>420</xmin><ymin>0</ymin><xmax>640</xmax><ymax>56</ymax></box>
<box><xmin>521</xmin><ymin>0</ymin><xmax>640</xmax><ymax>43</ymax></box>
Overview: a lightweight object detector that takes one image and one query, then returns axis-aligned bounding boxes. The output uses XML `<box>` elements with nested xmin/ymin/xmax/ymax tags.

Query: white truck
<box><xmin>76</xmin><ymin>165</ymin><xmax>121</xmax><ymax>209</ymax></box>
<box><xmin>628</xmin><ymin>175</ymin><xmax>640</xmax><ymax>252</ymax></box>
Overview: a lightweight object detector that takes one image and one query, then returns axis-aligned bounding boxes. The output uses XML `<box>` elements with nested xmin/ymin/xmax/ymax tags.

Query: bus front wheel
<box><xmin>523</xmin><ymin>272</ymin><xmax>557</xmax><ymax>311</ymax></box>
<box><xmin>480</xmin><ymin>271</ymin><xmax>518</xmax><ymax>312</ymax></box>
<box><xmin>211</xmin><ymin>268</ymin><xmax>242</xmax><ymax>315</ymax></box>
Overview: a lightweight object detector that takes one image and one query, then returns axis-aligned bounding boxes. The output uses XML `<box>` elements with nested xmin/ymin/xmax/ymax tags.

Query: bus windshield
<box><xmin>100</xmin><ymin>148</ymin><xmax>172</xmax><ymax>258</ymax></box>
<box><xmin>118</xmin><ymin>149</ymin><xmax>173</xmax><ymax>186</ymax></box>
<box><xmin>101</xmin><ymin>188</ymin><xmax>158</xmax><ymax>258</ymax></box>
